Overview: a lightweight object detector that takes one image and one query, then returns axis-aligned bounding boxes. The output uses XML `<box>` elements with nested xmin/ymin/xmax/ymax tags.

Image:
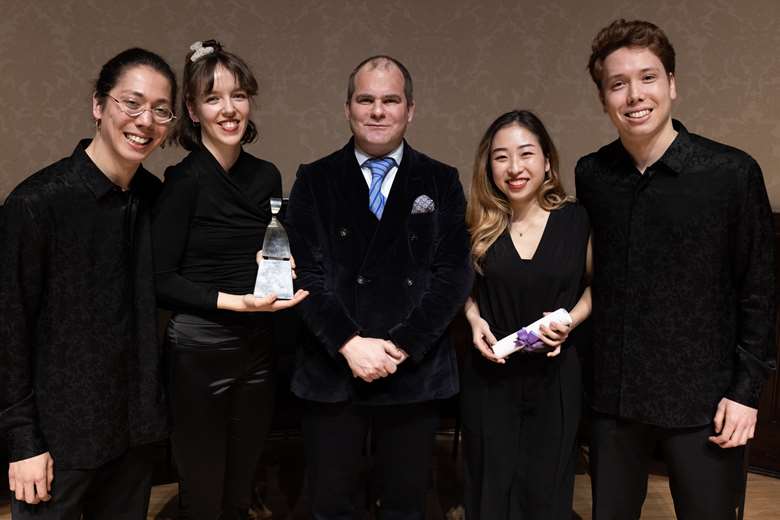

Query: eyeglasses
<box><xmin>108</xmin><ymin>95</ymin><xmax>176</xmax><ymax>124</ymax></box>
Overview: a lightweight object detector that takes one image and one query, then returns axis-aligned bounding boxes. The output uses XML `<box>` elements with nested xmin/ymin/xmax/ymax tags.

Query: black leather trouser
<box><xmin>166</xmin><ymin>313</ymin><xmax>275</xmax><ymax>520</ymax></box>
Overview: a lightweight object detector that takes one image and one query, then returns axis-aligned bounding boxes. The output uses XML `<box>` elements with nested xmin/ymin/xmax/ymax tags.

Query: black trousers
<box><xmin>590</xmin><ymin>413</ymin><xmax>744</xmax><ymax>520</ymax></box>
<box><xmin>167</xmin><ymin>313</ymin><xmax>275</xmax><ymax>520</ymax></box>
<box><xmin>461</xmin><ymin>348</ymin><xmax>581</xmax><ymax>520</ymax></box>
<box><xmin>11</xmin><ymin>444</ymin><xmax>156</xmax><ymax>520</ymax></box>
<box><xmin>302</xmin><ymin>400</ymin><xmax>439</xmax><ymax>520</ymax></box>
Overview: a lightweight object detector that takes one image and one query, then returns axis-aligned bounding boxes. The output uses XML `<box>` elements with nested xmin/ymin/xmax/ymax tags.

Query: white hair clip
<box><xmin>190</xmin><ymin>41</ymin><xmax>215</xmax><ymax>62</ymax></box>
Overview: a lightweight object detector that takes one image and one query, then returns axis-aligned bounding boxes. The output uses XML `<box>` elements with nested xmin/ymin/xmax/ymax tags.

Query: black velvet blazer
<box><xmin>285</xmin><ymin>140</ymin><xmax>473</xmax><ymax>404</ymax></box>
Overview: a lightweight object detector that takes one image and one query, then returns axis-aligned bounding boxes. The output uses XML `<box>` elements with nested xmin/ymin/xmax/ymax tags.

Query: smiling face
<box><xmin>600</xmin><ymin>46</ymin><xmax>677</xmax><ymax>146</ymax></box>
<box><xmin>92</xmin><ymin>65</ymin><xmax>173</xmax><ymax>168</ymax></box>
<box><xmin>490</xmin><ymin>123</ymin><xmax>550</xmax><ymax>209</ymax></box>
<box><xmin>188</xmin><ymin>64</ymin><xmax>251</xmax><ymax>153</ymax></box>
<box><xmin>345</xmin><ymin>62</ymin><xmax>414</xmax><ymax>156</ymax></box>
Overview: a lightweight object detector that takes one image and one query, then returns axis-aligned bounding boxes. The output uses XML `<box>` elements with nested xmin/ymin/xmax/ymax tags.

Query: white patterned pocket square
<box><xmin>411</xmin><ymin>195</ymin><xmax>435</xmax><ymax>214</ymax></box>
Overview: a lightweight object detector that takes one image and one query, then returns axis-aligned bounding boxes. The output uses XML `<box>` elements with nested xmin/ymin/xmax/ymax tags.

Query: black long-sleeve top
<box><xmin>575</xmin><ymin>120</ymin><xmax>776</xmax><ymax>428</ymax></box>
<box><xmin>0</xmin><ymin>140</ymin><xmax>167</xmax><ymax>469</ymax></box>
<box><xmin>152</xmin><ymin>146</ymin><xmax>282</xmax><ymax>313</ymax></box>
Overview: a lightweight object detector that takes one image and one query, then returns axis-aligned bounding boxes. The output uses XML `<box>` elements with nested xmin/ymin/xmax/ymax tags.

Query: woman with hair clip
<box><xmin>152</xmin><ymin>40</ymin><xmax>307</xmax><ymax>520</ymax></box>
<box><xmin>460</xmin><ymin>110</ymin><xmax>592</xmax><ymax>519</ymax></box>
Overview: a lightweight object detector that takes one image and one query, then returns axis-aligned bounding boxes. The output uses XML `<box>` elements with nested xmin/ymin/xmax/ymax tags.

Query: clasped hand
<box><xmin>339</xmin><ymin>336</ymin><xmax>408</xmax><ymax>383</ymax></box>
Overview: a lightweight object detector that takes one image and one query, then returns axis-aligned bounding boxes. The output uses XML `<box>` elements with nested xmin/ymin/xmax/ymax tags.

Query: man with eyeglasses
<box><xmin>107</xmin><ymin>94</ymin><xmax>177</xmax><ymax>124</ymax></box>
<box><xmin>1</xmin><ymin>48</ymin><xmax>176</xmax><ymax>519</ymax></box>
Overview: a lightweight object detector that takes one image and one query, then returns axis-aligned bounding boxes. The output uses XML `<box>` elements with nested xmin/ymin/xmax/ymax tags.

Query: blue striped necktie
<box><xmin>364</xmin><ymin>156</ymin><xmax>396</xmax><ymax>219</ymax></box>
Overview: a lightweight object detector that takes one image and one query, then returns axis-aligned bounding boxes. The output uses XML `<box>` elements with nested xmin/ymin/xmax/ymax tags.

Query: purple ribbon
<box><xmin>515</xmin><ymin>329</ymin><xmax>546</xmax><ymax>353</ymax></box>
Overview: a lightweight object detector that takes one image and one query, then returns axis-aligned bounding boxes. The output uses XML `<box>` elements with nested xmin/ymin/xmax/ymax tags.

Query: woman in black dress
<box><xmin>152</xmin><ymin>40</ymin><xmax>307</xmax><ymax>520</ymax></box>
<box><xmin>461</xmin><ymin>110</ymin><xmax>592</xmax><ymax>519</ymax></box>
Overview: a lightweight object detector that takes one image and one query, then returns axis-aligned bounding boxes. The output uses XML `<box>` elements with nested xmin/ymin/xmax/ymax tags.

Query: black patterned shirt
<box><xmin>575</xmin><ymin>120</ymin><xmax>776</xmax><ymax>428</ymax></box>
<box><xmin>0</xmin><ymin>140</ymin><xmax>167</xmax><ymax>469</ymax></box>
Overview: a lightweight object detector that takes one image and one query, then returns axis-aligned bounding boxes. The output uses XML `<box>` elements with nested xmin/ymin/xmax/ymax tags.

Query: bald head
<box><xmin>346</xmin><ymin>55</ymin><xmax>413</xmax><ymax>105</ymax></box>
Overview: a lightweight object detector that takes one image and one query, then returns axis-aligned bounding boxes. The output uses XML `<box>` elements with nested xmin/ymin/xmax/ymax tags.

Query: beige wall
<box><xmin>2</xmin><ymin>0</ymin><xmax>779</xmax><ymax>209</ymax></box>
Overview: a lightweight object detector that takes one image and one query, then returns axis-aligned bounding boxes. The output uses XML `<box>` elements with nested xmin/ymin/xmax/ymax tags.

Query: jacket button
<box><xmin>406</xmin><ymin>278</ymin><xmax>414</xmax><ymax>286</ymax></box>
<box><xmin>357</xmin><ymin>276</ymin><xmax>370</xmax><ymax>285</ymax></box>
<box><xmin>338</xmin><ymin>227</ymin><xmax>349</xmax><ymax>238</ymax></box>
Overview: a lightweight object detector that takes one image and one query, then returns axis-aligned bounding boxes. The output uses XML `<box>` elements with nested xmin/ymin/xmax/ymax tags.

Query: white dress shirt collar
<box><xmin>354</xmin><ymin>142</ymin><xmax>405</xmax><ymax>168</ymax></box>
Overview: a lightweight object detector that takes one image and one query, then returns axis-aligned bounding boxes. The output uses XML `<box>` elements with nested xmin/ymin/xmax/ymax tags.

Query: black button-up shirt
<box><xmin>0</xmin><ymin>140</ymin><xmax>167</xmax><ymax>469</ymax></box>
<box><xmin>576</xmin><ymin>120</ymin><xmax>776</xmax><ymax>428</ymax></box>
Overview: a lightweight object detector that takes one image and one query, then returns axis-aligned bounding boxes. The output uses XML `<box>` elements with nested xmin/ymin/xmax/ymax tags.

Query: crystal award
<box><xmin>253</xmin><ymin>198</ymin><xmax>294</xmax><ymax>300</ymax></box>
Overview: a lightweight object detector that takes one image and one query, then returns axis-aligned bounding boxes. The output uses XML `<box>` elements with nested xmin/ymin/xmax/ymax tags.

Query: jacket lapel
<box><xmin>337</xmin><ymin>142</ymin><xmax>377</xmax><ymax>240</ymax></box>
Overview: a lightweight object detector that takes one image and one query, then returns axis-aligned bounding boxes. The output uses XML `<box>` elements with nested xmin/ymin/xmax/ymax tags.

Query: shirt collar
<box><xmin>354</xmin><ymin>141</ymin><xmax>404</xmax><ymax>168</ymax></box>
<box><xmin>654</xmin><ymin>119</ymin><xmax>692</xmax><ymax>175</ymax></box>
<box><xmin>73</xmin><ymin>139</ymin><xmax>117</xmax><ymax>199</ymax></box>
<box><xmin>606</xmin><ymin>119</ymin><xmax>691</xmax><ymax>176</ymax></box>
<box><xmin>74</xmin><ymin>139</ymin><xmax>150</xmax><ymax>199</ymax></box>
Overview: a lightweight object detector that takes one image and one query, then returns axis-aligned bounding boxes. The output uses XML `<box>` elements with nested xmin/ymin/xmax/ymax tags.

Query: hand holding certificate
<box><xmin>490</xmin><ymin>308</ymin><xmax>573</xmax><ymax>359</ymax></box>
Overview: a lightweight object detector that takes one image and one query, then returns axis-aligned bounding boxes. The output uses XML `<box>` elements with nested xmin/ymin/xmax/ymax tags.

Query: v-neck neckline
<box><xmin>506</xmin><ymin>209</ymin><xmax>553</xmax><ymax>262</ymax></box>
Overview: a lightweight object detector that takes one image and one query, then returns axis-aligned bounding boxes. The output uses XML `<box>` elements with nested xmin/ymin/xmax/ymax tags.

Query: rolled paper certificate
<box><xmin>490</xmin><ymin>308</ymin><xmax>573</xmax><ymax>359</ymax></box>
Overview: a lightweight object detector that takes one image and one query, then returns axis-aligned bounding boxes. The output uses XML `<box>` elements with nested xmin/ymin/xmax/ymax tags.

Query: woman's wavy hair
<box><xmin>175</xmin><ymin>40</ymin><xmax>259</xmax><ymax>150</ymax></box>
<box><xmin>467</xmin><ymin>110</ymin><xmax>572</xmax><ymax>273</ymax></box>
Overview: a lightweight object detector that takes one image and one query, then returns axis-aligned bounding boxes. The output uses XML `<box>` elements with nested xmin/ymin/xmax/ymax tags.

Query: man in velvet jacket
<box><xmin>285</xmin><ymin>55</ymin><xmax>473</xmax><ymax>519</ymax></box>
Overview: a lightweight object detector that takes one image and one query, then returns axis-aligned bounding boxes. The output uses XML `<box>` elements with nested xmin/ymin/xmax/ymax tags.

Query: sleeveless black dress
<box><xmin>461</xmin><ymin>202</ymin><xmax>590</xmax><ymax>520</ymax></box>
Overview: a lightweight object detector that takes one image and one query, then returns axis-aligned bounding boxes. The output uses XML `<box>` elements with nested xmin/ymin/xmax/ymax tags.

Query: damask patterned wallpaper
<box><xmin>1</xmin><ymin>0</ymin><xmax>778</xmax><ymax>208</ymax></box>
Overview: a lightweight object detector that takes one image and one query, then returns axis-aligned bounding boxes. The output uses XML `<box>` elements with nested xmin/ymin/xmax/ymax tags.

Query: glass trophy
<box><xmin>253</xmin><ymin>198</ymin><xmax>294</xmax><ymax>300</ymax></box>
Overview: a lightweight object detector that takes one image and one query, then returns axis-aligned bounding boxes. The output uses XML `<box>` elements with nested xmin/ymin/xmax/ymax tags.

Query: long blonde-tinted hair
<box><xmin>467</xmin><ymin>110</ymin><xmax>573</xmax><ymax>273</ymax></box>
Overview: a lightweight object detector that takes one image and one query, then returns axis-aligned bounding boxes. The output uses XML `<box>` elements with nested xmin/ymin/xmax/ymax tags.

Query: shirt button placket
<box><xmin>620</xmin><ymin>171</ymin><xmax>652</xmax><ymax>417</ymax></box>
